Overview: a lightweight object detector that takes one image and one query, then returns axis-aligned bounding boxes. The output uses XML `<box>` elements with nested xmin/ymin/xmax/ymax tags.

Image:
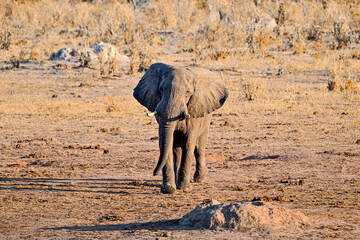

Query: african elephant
<box><xmin>133</xmin><ymin>63</ymin><xmax>228</xmax><ymax>194</ymax></box>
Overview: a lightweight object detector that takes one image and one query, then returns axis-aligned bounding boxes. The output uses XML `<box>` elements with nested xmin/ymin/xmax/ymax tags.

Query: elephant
<box><xmin>133</xmin><ymin>63</ymin><xmax>228</xmax><ymax>194</ymax></box>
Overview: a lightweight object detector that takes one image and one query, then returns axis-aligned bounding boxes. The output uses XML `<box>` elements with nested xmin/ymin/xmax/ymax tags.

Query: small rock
<box><xmin>201</xmin><ymin>199</ymin><xmax>221</xmax><ymax>205</ymax></box>
<box><xmin>297</xmin><ymin>179</ymin><xmax>305</xmax><ymax>186</ymax></box>
<box><xmin>234</xmin><ymin>185</ymin><xmax>245</xmax><ymax>191</ymax></box>
<box><xmin>49</xmin><ymin>48</ymin><xmax>77</xmax><ymax>61</ymax></box>
<box><xmin>161</xmin><ymin>232</ymin><xmax>171</xmax><ymax>237</ymax></box>
<box><xmin>100</xmin><ymin>128</ymin><xmax>110</xmax><ymax>133</ymax></box>
<box><xmin>252</xmin><ymin>196</ymin><xmax>273</xmax><ymax>202</ymax></box>
<box><xmin>89</xmin><ymin>145</ymin><xmax>102</xmax><ymax>150</ymax></box>
<box><xmin>220</xmin><ymin>121</ymin><xmax>230</xmax><ymax>127</ymax></box>
<box><xmin>53</xmin><ymin>63</ymin><xmax>68</xmax><ymax>69</ymax></box>
<box><xmin>106</xmin><ymin>106</ymin><xmax>116</xmax><ymax>112</ymax></box>
<box><xmin>64</xmin><ymin>145</ymin><xmax>74</xmax><ymax>149</ymax></box>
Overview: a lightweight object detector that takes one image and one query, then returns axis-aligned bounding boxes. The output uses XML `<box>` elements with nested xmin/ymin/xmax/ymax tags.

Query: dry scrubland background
<box><xmin>0</xmin><ymin>0</ymin><xmax>360</xmax><ymax>239</ymax></box>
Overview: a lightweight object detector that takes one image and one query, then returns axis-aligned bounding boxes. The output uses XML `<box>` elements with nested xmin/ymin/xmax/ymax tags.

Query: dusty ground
<box><xmin>0</xmin><ymin>49</ymin><xmax>359</xmax><ymax>239</ymax></box>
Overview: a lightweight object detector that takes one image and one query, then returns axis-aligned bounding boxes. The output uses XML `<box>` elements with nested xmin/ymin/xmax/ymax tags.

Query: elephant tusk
<box><xmin>185</xmin><ymin>113</ymin><xmax>190</xmax><ymax>119</ymax></box>
<box><xmin>147</xmin><ymin>111</ymin><xmax>157</xmax><ymax>117</ymax></box>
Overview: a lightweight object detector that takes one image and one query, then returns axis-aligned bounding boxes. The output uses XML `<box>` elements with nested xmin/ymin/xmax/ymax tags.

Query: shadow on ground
<box><xmin>47</xmin><ymin>219</ymin><xmax>193</xmax><ymax>232</ymax></box>
<box><xmin>240</xmin><ymin>155</ymin><xmax>281</xmax><ymax>161</ymax></box>
<box><xmin>0</xmin><ymin>177</ymin><xmax>161</xmax><ymax>195</ymax></box>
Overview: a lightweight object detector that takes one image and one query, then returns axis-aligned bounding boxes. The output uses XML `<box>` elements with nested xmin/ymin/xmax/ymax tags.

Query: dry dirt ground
<box><xmin>0</xmin><ymin>51</ymin><xmax>359</xmax><ymax>239</ymax></box>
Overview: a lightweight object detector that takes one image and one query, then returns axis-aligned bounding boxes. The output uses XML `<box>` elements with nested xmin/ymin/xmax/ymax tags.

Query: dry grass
<box><xmin>0</xmin><ymin>0</ymin><xmax>358</xmax><ymax>67</ymax></box>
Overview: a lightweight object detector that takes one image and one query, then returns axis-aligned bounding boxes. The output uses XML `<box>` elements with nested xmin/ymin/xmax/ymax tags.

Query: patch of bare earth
<box><xmin>0</xmin><ymin>45</ymin><xmax>359</xmax><ymax>240</ymax></box>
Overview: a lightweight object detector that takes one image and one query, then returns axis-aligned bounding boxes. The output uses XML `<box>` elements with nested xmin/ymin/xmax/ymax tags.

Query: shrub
<box><xmin>99</xmin><ymin>56</ymin><xmax>119</xmax><ymax>75</ymax></box>
<box><xmin>326</xmin><ymin>67</ymin><xmax>341</xmax><ymax>91</ymax></box>
<box><xmin>332</xmin><ymin>21</ymin><xmax>351</xmax><ymax>49</ymax></box>
<box><xmin>9</xmin><ymin>51</ymin><xmax>27</xmax><ymax>68</ymax></box>
<box><xmin>0</xmin><ymin>30</ymin><xmax>11</xmax><ymax>50</ymax></box>
<box><xmin>241</xmin><ymin>77</ymin><xmax>263</xmax><ymax>101</ymax></box>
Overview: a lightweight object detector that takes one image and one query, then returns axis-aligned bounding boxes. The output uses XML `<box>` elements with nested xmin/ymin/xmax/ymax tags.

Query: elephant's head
<box><xmin>133</xmin><ymin>63</ymin><xmax>228</xmax><ymax>176</ymax></box>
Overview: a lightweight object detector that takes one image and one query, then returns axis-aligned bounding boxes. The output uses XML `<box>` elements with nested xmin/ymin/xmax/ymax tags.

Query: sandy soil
<box><xmin>0</xmin><ymin>52</ymin><xmax>359</xmax><ymax>239</ymax></box>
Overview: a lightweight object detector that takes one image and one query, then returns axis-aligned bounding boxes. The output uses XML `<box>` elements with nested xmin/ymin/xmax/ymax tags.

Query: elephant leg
<box><xmin>161</xmin><ymin>153</ymin><xmax>176</xmax><ymax>194</ymax></box>
<box><xmin>173</xmin><ymin>146</ymin><xmax>182</xmax><ymax>185</ymax></box>
<box><xmin>173</xmin><ymin>131</ymin><xmax>183</xmax><ymax>186</ymax></box>
<box><xmin>177</xmin><ymin>133</ymin><xmax>196</xmax><ymax>191</ymax></box>
<box><xmin>193</xmin><ymin>127</ymin><xmax>209</xmax><ymax>183</ymax></box>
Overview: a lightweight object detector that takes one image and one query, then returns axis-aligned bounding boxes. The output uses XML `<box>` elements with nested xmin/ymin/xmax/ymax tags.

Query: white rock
<box><xmin>50</xmin><ymin>42</ymin><xmax>130</xmax><ymax>69</ymax></box>
<box><xmin>88</xmin><ymin>42</ymin><xmax>130</xmax><ymax>68</ymax></box>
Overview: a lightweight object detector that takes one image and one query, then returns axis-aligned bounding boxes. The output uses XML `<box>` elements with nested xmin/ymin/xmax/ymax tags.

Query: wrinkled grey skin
<box><xmin>133</xmin><ymin>63</ymin><xmax>228</xmax><ymax>194</ymax></box>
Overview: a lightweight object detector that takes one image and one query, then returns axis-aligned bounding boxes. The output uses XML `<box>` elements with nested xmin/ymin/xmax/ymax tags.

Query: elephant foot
<box><xmin>193</xmin><ymin>169</ymin><xmax>207</xmax><ymax>183</ymax></box>
<box><xmin>160</xmin><ymin>183</ymin><xmax>176</xmax><ymax>194</ymax></box>
<box><xmin>177</xmin><ymin>182</ymin><xmax>193</xmax><ymax>192</ymax></box>
<box><xmin>193</xmin><ymin>174</ymin><xmax>205</xmax><ymax>183</ymax></box>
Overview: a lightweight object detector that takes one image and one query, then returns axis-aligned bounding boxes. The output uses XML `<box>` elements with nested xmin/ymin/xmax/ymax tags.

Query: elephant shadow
<box><xmin>48</xmin><ymin>219</ymin><xmax>200</xmax><ymax>232</ymax></box>
<box><xmin>0</xmin><ymin>177</ymin><xmax>162</xmax><ymax>195</ymax></box>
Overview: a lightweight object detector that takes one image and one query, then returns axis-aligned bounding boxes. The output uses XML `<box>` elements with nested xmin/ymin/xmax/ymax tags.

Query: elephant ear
<box><xmin>133</xmin><ymin>63</ymin><xmax>168</xmax><ymax>112</ymax></box>
<box><xmin>187</xmin><ymin>68</ymin><xmax>228</xmax><ymax>118</ymax></box>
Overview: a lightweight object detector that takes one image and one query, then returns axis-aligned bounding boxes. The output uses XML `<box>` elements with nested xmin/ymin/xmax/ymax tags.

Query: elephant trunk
<box><xmin>153</xmin><ymin>121</ymin><xmax>176</xmax><ymax>176</ymax></box>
